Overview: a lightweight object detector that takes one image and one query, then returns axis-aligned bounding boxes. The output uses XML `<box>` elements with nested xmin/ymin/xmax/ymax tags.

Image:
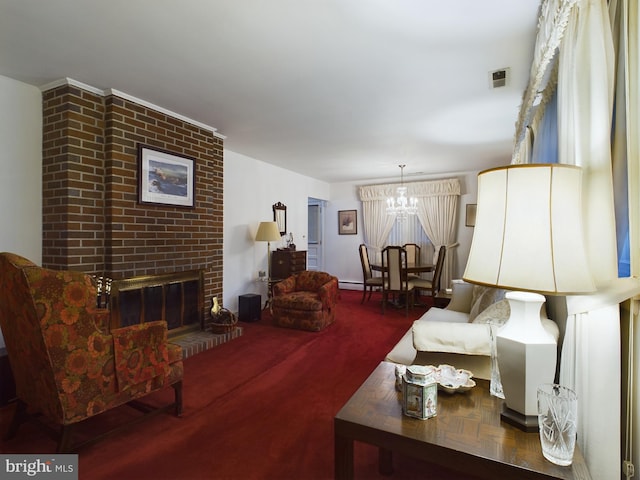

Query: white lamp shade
<box><xmin>463</xmin><ymin>164</ymin><xmax>595</xmax><ymax>294</ymax></box>
<box><xmin>255</xmin><ymin>221</ymin><xmax>282</xmax><ymax>242</ymax></box>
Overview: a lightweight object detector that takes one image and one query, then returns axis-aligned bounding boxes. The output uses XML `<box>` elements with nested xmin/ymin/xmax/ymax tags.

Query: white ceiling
<box><xmin>0</xmin><ymin>0</ymin><xmax>541</xmax><ymax>183</ymax></box>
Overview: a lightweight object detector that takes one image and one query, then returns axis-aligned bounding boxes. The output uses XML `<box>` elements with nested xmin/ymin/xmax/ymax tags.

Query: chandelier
<box><xmin>386</xmin><ymin>164</ymin><xmax>417</xmax><ymax>220</ymax></box>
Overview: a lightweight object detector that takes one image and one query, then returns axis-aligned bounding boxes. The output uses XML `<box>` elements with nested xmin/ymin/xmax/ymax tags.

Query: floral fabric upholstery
<box><xmin>0</xmin><ymin>252</ymin><xmax>183</xmax><ymax>429</ymax></box>
<box><xmin>272</xmin><ymin>271</ymin><xmax>339</xmax><ymax>331</ymax></box>
<box><xmin>112</xmin><ymin>321</ymin><xmax>171</xmax><ymax>391</ymax></box>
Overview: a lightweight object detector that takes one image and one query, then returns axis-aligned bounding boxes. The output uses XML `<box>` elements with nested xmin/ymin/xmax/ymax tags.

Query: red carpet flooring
<box><xmin>1</xmin><ymin>289</ymin><xmax>480</xmax><ymax>479</ymax></box>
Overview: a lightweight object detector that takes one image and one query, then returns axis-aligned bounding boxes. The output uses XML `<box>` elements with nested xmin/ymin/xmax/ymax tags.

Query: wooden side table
<box><xmin>335</xmin><ymin>361</ymin><xmax>591</xmax><ymax>480</ymax></box>
<box><xmin>263</xmin><ymin>278</ymin><xmax>282</xmax><ymax>312</ymax></box>
<box><xmin>434</xmin><ymin>289</ymin><xmax>452</xmax><ymax>308</ymax></box>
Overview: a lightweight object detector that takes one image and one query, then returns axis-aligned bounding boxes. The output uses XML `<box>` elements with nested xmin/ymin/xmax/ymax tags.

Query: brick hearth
<box><xmin>171</xmin><ymin>327</ymin><xmax>243</xmax><ymax>359</ymax></box>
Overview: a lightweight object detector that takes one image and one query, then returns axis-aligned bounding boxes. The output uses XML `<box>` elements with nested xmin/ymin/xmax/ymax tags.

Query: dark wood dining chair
<box><xmin>381</xmin><ymin>245</ymin><xmax>415</xmax><ymax>316</ymax></box>
<box><xmin>402</xmin><ymin>243</ymin><xmax>421</xmax><ymax>279</ymax></box>
<box><xmin>359</xmin><ymin>244</ymin><xmax>383</xmax><ymax>303</ymax></box>
<box><xmin>412</xmin><ymin>245</ymin><xmax>446</xmax><ymax>302</ymax></box>
<box><xmin>403</xmin><ymin>243</ymin><xmax>421</xmax><ymax>265</ymax></box>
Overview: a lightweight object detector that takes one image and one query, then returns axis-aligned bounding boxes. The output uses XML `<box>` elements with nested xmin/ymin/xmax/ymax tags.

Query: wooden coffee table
<box><xmin>334</xmin><ymin>361</ymin><xmax>591</xmax><ymax>480</ymax></box>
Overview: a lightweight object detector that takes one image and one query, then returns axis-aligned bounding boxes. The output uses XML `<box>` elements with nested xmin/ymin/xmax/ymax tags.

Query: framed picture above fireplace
<box><xmin>138</xmin><ymin>144</ymin><xmax>196</xmax><ymax>208</ymax></box>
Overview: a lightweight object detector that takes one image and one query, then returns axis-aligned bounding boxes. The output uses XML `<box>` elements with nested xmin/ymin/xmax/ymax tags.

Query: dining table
<box><xmin>370</xmin><ymin>262</ymin><xmax>434</xmax><ymax>308</ymax></box>
<box><xmin>370</xmin><ymin>263</ymin><xmax>434</xmax><ymax>274</ymax></box>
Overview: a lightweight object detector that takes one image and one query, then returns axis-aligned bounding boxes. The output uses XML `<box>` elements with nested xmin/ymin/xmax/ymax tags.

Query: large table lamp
<box><xmin>463</xmin><ymin>164</ymin><xmax>595</xmax><ymax>431</ymax></box>
<box><xmin>255</xmin><ymin>221</ymin><xmax>282</xmax><ymax>281</ymax></box>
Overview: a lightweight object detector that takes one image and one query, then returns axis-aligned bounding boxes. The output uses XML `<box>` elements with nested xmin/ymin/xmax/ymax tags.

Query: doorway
<box><xmin>307</xmin><ymin>198</ymin><xmax>324</xmax><ymax>271</ymax></box>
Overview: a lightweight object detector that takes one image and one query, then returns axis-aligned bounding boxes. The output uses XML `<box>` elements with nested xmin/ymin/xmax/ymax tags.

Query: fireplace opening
<box><xmin>109</xmin><ymin>270</ymin><xmax>205</xmax><ymax>338</ymax></box>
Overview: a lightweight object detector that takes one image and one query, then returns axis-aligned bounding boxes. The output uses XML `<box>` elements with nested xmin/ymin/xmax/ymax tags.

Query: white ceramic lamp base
<box><xmin>497</xmin><ymin>291</ymin><xmax>558</xmax><ymax>432</ymax></box>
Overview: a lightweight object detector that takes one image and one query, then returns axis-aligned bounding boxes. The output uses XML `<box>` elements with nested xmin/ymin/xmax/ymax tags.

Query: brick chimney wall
<box><xmin>41</xmin><ymin>83</ymin><xmax>223</xmax><ymax>308</ymax></box>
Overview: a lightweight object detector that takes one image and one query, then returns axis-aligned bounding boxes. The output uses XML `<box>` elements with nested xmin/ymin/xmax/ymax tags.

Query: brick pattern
<box><xmin>41</xmin><ymin>84</ymin><xmax>223</xmax><ymax>316</ymax></box>
<box><xmin>42</xmin><ymin>85</ymin><xmax>106</xmax><ymax>273</ymax></box>
<box><xmin>172</xmin><ymin>328</ymin><xmax>243</xmax><ymax>359</ymax></box>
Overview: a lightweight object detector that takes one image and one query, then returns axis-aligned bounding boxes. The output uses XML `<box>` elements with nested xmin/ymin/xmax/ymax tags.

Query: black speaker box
<box><xmin>238</xmin><ymin>293</ymin><xmax>261</xmax><ymax>322</ymax></box>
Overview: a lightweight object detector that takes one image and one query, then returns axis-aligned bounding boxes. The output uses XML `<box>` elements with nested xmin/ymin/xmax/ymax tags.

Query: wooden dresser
<box><xmin>271</xmin><ymin>250</ymin><xmax>306</xmax><ymax>280</ymax></box>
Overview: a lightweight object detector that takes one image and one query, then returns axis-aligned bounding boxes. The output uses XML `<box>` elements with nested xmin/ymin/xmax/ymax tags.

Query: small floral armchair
<box><xmin>0</xmin><ymin>252</ymin><xmax>183</xmax><ymax>452</ymax></box>
<box><xmin>272</xmin><ymin>270</ymin><xmax>339</xmax><ymax>331</ymax></box>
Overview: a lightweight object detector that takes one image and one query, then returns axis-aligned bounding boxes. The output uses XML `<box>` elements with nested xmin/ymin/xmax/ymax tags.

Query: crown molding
<box><xmin>39</xmin><ymin>78</ymin><xmax>224</xmax><ymax>138</ymax></box>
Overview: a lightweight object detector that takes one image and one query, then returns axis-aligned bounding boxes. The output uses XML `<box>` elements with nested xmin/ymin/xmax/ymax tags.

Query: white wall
<box><xmin>223</xmin><ymin>150</ymin><xmax>330</xmax><ymax>312</ymax></box>
<box><xmin>324</xmin><ymin>171</ymin><xmax>481</xmax><ymax>290</ymax></box>
<box><xmin>0</xmin><ymin>75</ymin><xmax>483</xmax><ymax>322</ymax></box>
<box><xmin>0</xmin><ymin>75</ymin><xmax>43</xmax><ymax>349</ymax></box>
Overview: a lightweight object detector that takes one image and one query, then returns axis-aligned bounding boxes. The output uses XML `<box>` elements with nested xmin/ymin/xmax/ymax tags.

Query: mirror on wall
<box><xmin>273</xmin><ymin>202</ymin><xmax>287</xmax><ymax>236</ymax></box>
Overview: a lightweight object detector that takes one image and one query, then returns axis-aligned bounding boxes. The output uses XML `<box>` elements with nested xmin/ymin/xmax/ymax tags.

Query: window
<box><xmin>387</xmin><ymin>216</ymin><xmax>433</xmax><ymax>263</ymax></box>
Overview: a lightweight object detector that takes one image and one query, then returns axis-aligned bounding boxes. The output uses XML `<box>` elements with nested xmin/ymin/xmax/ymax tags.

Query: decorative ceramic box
<box><xmin>402</xmin><ymin>371</ymin><xmax>438</xmax><ymax>420</ymax></box>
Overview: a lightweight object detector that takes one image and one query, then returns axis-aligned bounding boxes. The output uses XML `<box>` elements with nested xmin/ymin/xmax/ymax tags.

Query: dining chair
<box><xmin>381</xmin><ymin>245</ymin><xmax>415</xmax><ymax>316</ymax></box>
<box><xmin>359</xmin><ymin>244</ymin><xmax>383</xmax><ymax>303</ymax></box>
<box><xmin>403</xmin><ymin>243</ymin><xmax>422</xmax><ymax>279</ymax></box>
<box><xmin>403</xmin><ymin>243</ymin><xmax>421</xmax><ymax>265</ymax></box>
<box><xmin>412</xmin><ymin>245</ymin><xmax>446</xmax><ymax>302</ymax></box>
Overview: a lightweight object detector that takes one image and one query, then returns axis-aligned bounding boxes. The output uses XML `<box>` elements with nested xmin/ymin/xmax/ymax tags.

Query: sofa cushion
<box><xmin>412</xmin><ymin>321</ymin><xmax>491</xmax><ymax>356</ymax></box>
<box><xmin>409</xmin><ymin>305</ymin><xmax>490</xmax><ymax>357</ymax></box>
<box><xmin>468</xmin><ymin>286</ymin><xmax>506</xmax><ymax>322</ymax></box>
<box><xmin>471</xmin><ymin>297</ymin><xmax>550</xmax><ymax>327</ymax></box>
<box><xmin>295</xmin><ymin>270</ymin><xmax>333</xmax><ymax>292</ymax></box>
<box><xmin>272</xmin><ymin>291</ymin><xmax>322</xmax><ymax>312</ymax></box>
<box><xmin>471</xmin><ymin>299</ymin><xmax>510</xmax><ymax>326</ymax></box>
<box><xmin>422</xmin><ymin>306</ymin><xmax>470</xmax><ymax>324</ymax></box>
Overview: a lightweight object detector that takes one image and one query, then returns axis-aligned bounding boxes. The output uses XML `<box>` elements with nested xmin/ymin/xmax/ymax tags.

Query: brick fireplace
<box><xmin>41</xmin><ymin>80</ymin><xmax>224</xmax><ymax>325</ymax></box>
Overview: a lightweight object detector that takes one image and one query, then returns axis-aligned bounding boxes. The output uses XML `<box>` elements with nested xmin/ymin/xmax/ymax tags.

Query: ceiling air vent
<box><xmin>489</xmin><ymin>68</ymin><xmax>509</xmax><ymax>88</ymax></box>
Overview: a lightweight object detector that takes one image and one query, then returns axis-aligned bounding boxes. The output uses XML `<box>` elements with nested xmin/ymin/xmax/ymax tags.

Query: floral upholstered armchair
<box><xmin>0</xmin><ymin>252</ymin><xmax>184</xmax><ymax>452</ymax></box>
<box><xmin>272</xmin><ymin>270</ymin><xmax>339</xmax><ymax>331</ymax></box>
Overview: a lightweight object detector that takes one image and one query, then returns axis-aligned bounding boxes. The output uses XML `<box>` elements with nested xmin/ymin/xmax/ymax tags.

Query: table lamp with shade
<box><xmin>463</xmin><ymin>164</ymin><xmax>595</xmax><ymax>431</ymax></box>
<box><xmin>255</xmin><ymin>221</ymin><xmax>282</xmax><ymax>282</ymax></box>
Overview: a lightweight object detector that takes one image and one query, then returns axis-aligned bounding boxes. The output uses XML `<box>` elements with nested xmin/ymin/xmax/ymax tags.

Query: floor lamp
<box><xmin>463</xmin><ymin>164</ymin><xmax>595</xmax><ymax>431</ymax></box>
<box><xmin>255</xmin><ymin>221</ymin><xmax>282</xmax><ymax>308</ymax></box>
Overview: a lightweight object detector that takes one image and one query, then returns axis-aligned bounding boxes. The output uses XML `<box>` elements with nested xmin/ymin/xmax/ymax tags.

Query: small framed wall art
<box><xmin>465</xmin><ymin>204</ymin><xmax>477</xmax><ymax>227</ymax></box>
<box><xmin>138</xmin><ymin>144</ymin><xmax>196</xmax><ymax>208</ymax></box>
<box><xmin>338</xmin><ymin>210</ymin><xmax>357</xmax><ymax>235</ymax></box>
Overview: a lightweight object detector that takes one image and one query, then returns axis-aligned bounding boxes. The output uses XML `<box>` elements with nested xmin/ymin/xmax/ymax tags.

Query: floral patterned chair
<box><xmin>272</xmin><ymin>270</ymin><xmax>339</xmax><ymax>331</ymax></box>
<box><xmin>0</xmin><ymin>252</ymin><xmax>184</xmax><ymax>452</ymax></box>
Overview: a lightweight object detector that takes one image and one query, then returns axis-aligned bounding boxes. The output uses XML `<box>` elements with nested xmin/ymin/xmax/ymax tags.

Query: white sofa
<box><xmin>385</xmin><ymin>280</ymin><xmax>560</xmax><ymax>380</ymax></box>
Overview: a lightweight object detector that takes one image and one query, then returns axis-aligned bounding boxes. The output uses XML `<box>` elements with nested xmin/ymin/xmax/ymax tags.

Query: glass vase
<box><xmin>537</xmin><ymin>384</ymin><xmax>577</xmax><ymax>465</ymax></box>
<box><xmin>488</xmin><ymin>322</ymin><xmax>505</xmax><ymax>399</ymax></box>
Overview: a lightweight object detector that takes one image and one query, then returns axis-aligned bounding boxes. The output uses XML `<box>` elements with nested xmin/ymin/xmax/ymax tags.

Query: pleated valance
<box><xmin>358</xmin><ymin>178</ymin><xmax>460</xmax><ymax>201</ymax></box>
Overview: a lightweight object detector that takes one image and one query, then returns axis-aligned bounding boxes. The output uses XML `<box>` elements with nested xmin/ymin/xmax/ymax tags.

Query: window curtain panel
<box><xmin>358</xmin><ymin>184</ymin><xmax>402</xmax><ymax>264</ymax></box>
<box><xmin>360</xmin><ymin>187</ymin><xmax>396</xmax><ymax>264</ymax></box>
<box><xmin>513</xmin><ymin>0</ymin><xmax>576</xmax><ymax>165</ymax></box>
<box><xmin>386</xmin><ymin>216</ymin><xmax>435</xmax><ymax>266</ymax></box>
<box><xmin>358</xmin><ymin>178</ymin><xmax>460</xmax><ymax>287</ymax></box>
<box><xmin>610</xmin><ymin>0</ymin><xmax>639</xmax><ymax>278</ymax></box>
<box><xmin>516</xmin><ymin>0</ymin><xmax>640</xmax><ymax>477</ymax></box>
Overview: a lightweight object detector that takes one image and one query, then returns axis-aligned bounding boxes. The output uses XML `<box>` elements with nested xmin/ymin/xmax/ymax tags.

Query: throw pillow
<box><xmin>470</xmin><ymin>296</ymin><xmax>550</xmax><ymax>326</ymax></box>
<box><xmin>468</xmin><ymin>286</ymin><xmax>506</xmax><ymax>322</ymax></box>
<box><xmin>471</xmin><ymin>299</ymin><xmax>510</xmax><ymax>326</ymax></box>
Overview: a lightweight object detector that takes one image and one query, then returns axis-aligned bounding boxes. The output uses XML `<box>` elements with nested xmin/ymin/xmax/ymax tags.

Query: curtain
<box><xmin>414</xmin><ymin>197</ymin><xmax>459</xmax><ymax>289</ymax></box>
<box><xmin>358</xmin><ymin>184</ymin><xmax>402</xmax><ymax>264</ymax></box>
<box><xmin>517</xmin><ymin>0</ymin><xmax>640</xmax><ymax>477</ymax></box>
<box><xmin>544</xmin><ymin>2</ymin><xmax>619</xmax><ymax>477</ymax></box>
<box><xmin>513</xmin><ymin>0</ymin><xmax>577</xmax><ymax>165</ymax></box>
<box><xmin>387</xmin><ymin>215</ymin><xmax>435</xmax><ymax>265</ymax></box>
<box><xmin>610</xmin><ymin>0</ymin><xmax>639</xmax><ymax>278</ymax></box>
<box><xmin>531</xmin><ymin>93</ymin><xmax>559</xmax><ymax>165</ymax></box>
<box><xmin>557</xmin><ymin>6</ymin><xmax>620</xmax><ymax>477</ymax></box>
<box><xmin>358</xmin><ymin>178</ymin><xmax>460</xmax><ymax>286</ymax></box>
